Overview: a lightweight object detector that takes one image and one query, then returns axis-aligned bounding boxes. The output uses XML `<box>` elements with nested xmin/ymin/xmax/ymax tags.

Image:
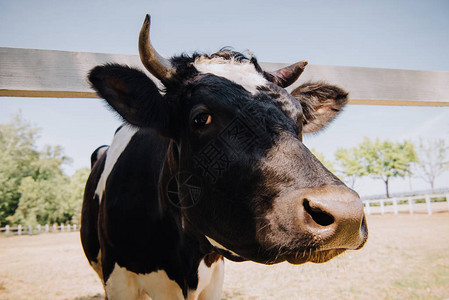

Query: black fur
<box><xmin>291</xmin><ymin>81</ymin><xmax>348</xmax><ymax>133</ymax></box>
<box><xmin>81</xmin><ymin>151</ymin><xmax>106</xmax><ymax>266</ymax></box>
<box><xmin>89</xmin><ymin>64</ymin><xmax>171</xmax><ymax>134</ymax></box>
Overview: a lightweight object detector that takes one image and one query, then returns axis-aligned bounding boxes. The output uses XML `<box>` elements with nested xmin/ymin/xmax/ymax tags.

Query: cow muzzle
<box><xmin>293</xmin><ymin>185</ymin><xmax>367</xmax><ymax>251</ymax></box>
<box><xmin>263</xmin><ymin>185</ymin><xmax>368</xmax><ymax>264</ymax></box>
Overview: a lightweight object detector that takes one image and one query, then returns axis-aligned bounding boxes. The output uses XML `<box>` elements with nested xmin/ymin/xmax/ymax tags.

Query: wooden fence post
<box><xmin>18</xmin><ymin>224</ymin><xmax>22</xmax><ymax>235</ymax></box>
<box><xmin>73</xmin><ymin>224</ymin><xmax>77</xmax><ymax>231</ymax></box>
<box><xmin>53</xmin><ymin>224</ymin><xmax>57</xmax><ymax>232</ymax></box>
<box><xmin>5</xmin><ymin>225</ymin><xmax>10</xmax><ymax>236</ymax></box>
<box><xmin>380</xmin><ymin>200</ymin><xmax>385</xmax><ymax>215</ymax></box>
<box><xmin>45</xmin><ymin>224</ymin><xmax>49</xmax><ymax>233</ymax></box>
<box><xmin>60</xmin><ymin>224</ymin><xmax>64</xmax><ymax>232</ymax></box>
<box><xmin>425</xmin><ymin>195</ymin><xmax>432</xmax><ymax>215</ymax></box>
<box><xmin>28</xmin><ymin>225</ymin><xmax>32</xmax><ymax>235</ymax></box>
<box><xmin>37</xmin><ymin>224</ymin><xmax>41</xmax><ymax>233</ymax></box>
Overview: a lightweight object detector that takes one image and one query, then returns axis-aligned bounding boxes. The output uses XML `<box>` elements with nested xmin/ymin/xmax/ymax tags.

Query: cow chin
<box><xmin>285</xmin><ymin>248</ymin><xmax>346</xmax><ymax>265</ymax></box>
<box><xmin>213</xmin><ymin>243</ymin><xmax>346</xmax><ymax>266</ymax></box>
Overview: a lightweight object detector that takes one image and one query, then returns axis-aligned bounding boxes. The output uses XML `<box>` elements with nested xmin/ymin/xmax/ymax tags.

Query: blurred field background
<box><xmin>1</xmin><ymin>213</ymin><xmax>448</xmax><ymax>300</ymax></box>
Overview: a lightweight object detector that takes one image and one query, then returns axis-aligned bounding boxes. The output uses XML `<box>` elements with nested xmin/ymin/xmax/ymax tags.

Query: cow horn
<box><xmin>139</xmin><ymin>14</ymin><xmax>174</xmax><ymax>83</ymax></box>
<box><xmin>265</xmin><ymin>60</ymin><xmax>308</xmax><ymax>88</ymax></box>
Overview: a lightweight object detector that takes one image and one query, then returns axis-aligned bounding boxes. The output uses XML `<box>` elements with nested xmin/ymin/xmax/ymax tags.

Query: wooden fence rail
<box><xmin>1</xmin><ymin>47</ymin><xmax>449</xmax><ymax>106</ymax></box>
<box><xmin>364</xmin><ymin>193</ymin><xmax>449</xmax><ymax>215</ymax></box>
<box><xmin>0</xmin><ymin>223</ymin><xmax>79</xmax><ymax>236</ymax></box>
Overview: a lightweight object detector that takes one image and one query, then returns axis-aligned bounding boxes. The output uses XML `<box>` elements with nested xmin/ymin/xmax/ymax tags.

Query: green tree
<box><xmin>0</xmin><ymin>114</ymin><xmax>87</xmax><ymax>226</ymax></box>
<box><xmin>310</xmin><ymin>148</ymin><xmax>335</xmax><ymax>173</ymax></box>
<box><xmin>414</xmin><ymin>138</ymin><xmax>449</xmax><ymax>192</ymax></box>
<box><xmin>9</xmin><ymin>145</ymin><xmax>72</xmax><ymax>225</ymax></box>
<box><xmin>357</xmin><ymin>137</ymin><xmax>417</xmax><ymax>198</ymax></box>
<box><xmin>335</xmin><ymin>147</ymin><xmax>365</xmax><ymax>189</ymax></box>
<box><xmin>0</xmin><ymin>114</ymin><xmax>39</xmax><ymax>225</ymax></box>
<box><xmin>67</xmin><ymin>168</ymin><xmax>90</xmax><ymax>224</ymax></box>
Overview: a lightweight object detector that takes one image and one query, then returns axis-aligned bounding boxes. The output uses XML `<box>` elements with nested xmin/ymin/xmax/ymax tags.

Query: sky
<box><xmin>1</xmin><ymin>0</ymin><xmax>449</xmax><ymax>197</ymax></box>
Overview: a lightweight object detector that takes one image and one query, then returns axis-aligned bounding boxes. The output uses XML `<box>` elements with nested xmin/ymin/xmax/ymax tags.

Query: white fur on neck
<box><xmin>205</xmin><ymin>236</ymin><xmax>242</xmax><ymax>259</ymax></box>
<box><xmin>95</xmin><ymin>125</ymin><xmax>138</xmax><ymax>202</ymax></box>
<box><xmin>193</xmin><ymin>57</ymin><xmax>268</xmax><ymax>94</ymax></box>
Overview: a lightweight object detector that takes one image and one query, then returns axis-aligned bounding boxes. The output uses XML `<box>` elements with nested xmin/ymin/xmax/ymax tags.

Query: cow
<box><xmin>81</xmin><ymin>14</ymin><xmax>368</xmax><ymax>300</ymax></box>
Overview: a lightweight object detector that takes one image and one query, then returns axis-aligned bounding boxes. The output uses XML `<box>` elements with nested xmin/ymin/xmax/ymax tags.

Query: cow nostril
<box><xmin>303</xmin><ymin>199</ymin><xmax>334</xmax><ymax>226</ymax></box>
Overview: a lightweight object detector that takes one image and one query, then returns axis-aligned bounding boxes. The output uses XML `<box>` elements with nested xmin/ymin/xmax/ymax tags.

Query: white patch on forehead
<box><xmin>95</xmin><ymin>125</ymin><xmax>138</xmax><ymax>202</ymax></box>
<box><xmin>193</xmin><ymin>57</ymin><xmax>268</xmax><ymax>94</ymax></box>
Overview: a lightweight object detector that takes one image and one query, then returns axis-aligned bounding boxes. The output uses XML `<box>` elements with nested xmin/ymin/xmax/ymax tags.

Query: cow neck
<box><xmin>159</xmin><ymin>140</ymin><xmax>215</xmax><ymax>257</ymax></box>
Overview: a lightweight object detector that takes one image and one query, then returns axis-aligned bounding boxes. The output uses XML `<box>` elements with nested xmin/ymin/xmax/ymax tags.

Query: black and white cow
<box><xmin>81</xmin><ymin>14</ymin><xmax>368</xmax><ymax>300</ymax></box>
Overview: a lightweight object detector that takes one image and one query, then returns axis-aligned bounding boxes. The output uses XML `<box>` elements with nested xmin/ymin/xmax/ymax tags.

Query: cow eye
<box><xmin>193</xmin><ymin>112</ymin><xmax>212</xmax><ymax>127</ymax></box>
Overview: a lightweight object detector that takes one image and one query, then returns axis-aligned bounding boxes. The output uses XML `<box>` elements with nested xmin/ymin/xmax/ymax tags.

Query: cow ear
<box><xmin>291</xmin><ymin>82</ymin><xmax>348</xmax><ymax>133</ymax></box>
<box><xmin>88</xmin><ymin>64</ymin><xmax>171</xmax><ymax>133</ymax></box>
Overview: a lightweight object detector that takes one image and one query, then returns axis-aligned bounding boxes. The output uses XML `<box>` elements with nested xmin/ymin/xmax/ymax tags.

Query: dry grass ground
<box><xmin>1</xmin><ymin>213</ymin><xmax>448</xmax><ymax>300</ymax></box>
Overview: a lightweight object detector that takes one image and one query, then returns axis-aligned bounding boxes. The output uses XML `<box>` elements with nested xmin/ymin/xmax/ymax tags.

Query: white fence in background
<box><xmin>1</xmin><ymin>194</ymin><xmax>448</xmax><ymax>236</ymax></box>
<box><xmin>364</xmin><ymin>193</ymin><xmax>449</xmax><ymax>215</ymax></box>
<box><xmin>0</xmin><ymin>223</ymin><xmax>79</xmax><ymax>236</ymax></box>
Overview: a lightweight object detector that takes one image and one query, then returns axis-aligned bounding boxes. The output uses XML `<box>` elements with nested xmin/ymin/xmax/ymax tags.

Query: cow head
<box><xmin>88</xmin><ymin>15</ymin><xmax>367</xmax><ymax>265</ymax></box>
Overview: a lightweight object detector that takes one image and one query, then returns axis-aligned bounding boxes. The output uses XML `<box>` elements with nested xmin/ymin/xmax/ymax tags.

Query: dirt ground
<box><xmin>1</xmin><ymin>213</ymin><xmax>448</xmax><ymax>300</ymax></box>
